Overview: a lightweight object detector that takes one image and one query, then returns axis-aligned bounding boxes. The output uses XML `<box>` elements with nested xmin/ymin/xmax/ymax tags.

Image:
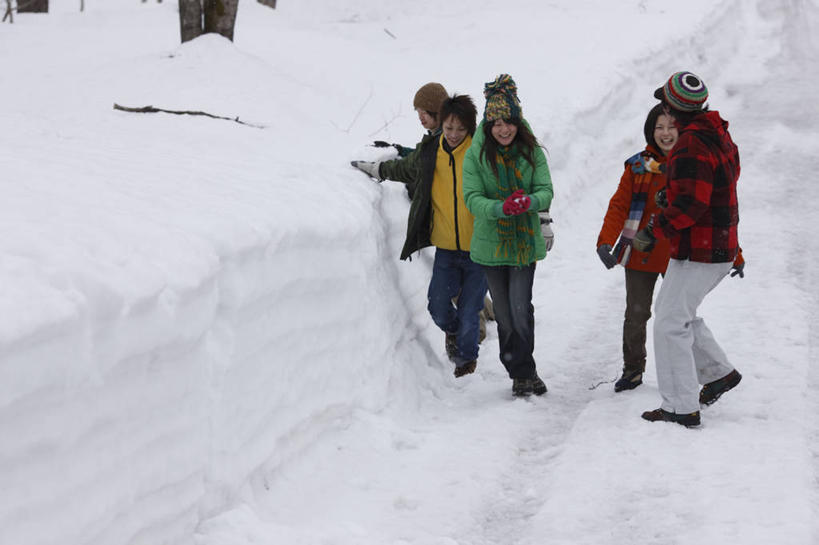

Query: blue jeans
<box><xmin>483</xmin><ymin>264</ymin><xmax>537</xmax><ymax>379</ymax></box>
<box><xmin>427</xmin><ymin>249</ymin><xmax>488</xmax><ymax>365</ymax></box>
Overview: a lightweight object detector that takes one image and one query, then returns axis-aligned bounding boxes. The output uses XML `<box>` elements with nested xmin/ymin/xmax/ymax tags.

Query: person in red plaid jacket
<box><xmin>632</xmin><ymin>71</ymin><xmax>745</xmax><ymax>428</ymax></box>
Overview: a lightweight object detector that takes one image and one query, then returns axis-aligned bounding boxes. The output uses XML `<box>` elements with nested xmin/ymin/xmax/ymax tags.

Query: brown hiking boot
<box><xmin>641</xmin><ymin>408</ymin><xmax>700</xmax><ymax>428</ymax></box>
<box><xmin>699</xmin><ymin>370</ymin><xmax>742</xmax><ymax>406</ymax></box>
<box><xmin>454</xmin><ymin>360</ymin><xmax>476</xmax><ymax>378</ymax></box>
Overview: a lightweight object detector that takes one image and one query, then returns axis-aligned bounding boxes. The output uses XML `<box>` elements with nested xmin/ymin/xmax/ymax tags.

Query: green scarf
<box><xmin>494</xmin><ymin>146</ymin><xmax>537</xmax><ymax>265</ymax></box>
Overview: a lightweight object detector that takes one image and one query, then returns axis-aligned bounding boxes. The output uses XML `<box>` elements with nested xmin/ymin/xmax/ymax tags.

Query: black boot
<box><xmin>614</xmin><ymin>370</ymin><xmax>643</xmax><ymax>392</ymax></box>
<box><xmin>699</xmin><ymin>369</ymin><xmax>742</xmax><ymax>406</ymax></box>
<box><xmin>641</xmin><ymin>408</ymin><xmax>700</xmax><ymax>428</ymax></box>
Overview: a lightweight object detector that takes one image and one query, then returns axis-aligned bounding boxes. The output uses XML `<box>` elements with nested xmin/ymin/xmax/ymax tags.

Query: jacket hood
<box><xmin>680</xmin><ymin>111</ymin><xmax>734</xmax><ymax>155</ymax></box>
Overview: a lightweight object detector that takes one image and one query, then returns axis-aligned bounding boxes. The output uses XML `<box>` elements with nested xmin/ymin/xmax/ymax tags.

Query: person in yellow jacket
<box><xmin>390</xmin><ymin>94</ymin><xmax>487</xmax><ymax>377</ymax></box>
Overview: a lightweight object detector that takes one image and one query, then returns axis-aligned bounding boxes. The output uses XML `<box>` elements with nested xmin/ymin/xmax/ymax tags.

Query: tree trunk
<box><xmin>178</xmin><ymin>0</ymin><xmax>202</xmax><ymax>43</ymax></box>
<box><xmin>257</xmin><ymin>0</ymin><xmax>276</xmax><ymax>8</ymax></box>
<box><xmin>203</xmin><ymin>0</ymin><xmax>238</xmax><ymax>41</ymax></box>
<box><xmin>17</xmin><ymin>0</ymin><xmax>48</xmax><ymax>12</ymax></box>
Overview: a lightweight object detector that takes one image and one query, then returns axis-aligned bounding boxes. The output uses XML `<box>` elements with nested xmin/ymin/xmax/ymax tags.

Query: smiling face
<box><xmin>416</xmin><ymin>108</ymin><xmax>438</xmax><ymax>130</ymax></box>
<box><xmin>490</xmin><ymin>119</ymin><xmax>517</xmax><ymax>146</ymax></box>
<box><xmin>442</xmin><ymin>115</ymin><xmax>468</xmax><ymax>149</ymax></box>
<box><xmin>654</xmin><ymin>113</ymin><xmax>679</xmax><ymax>155</ymax></box>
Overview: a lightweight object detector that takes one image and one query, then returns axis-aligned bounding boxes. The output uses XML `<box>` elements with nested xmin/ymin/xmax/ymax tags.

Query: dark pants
<box><xmin>623</xmin><ymin>268</ymin><xmax>660</xmax><ymax>374</ymax></box>
<box><xmin>427</xmin><ymin>249</ymin><xmax>488</xmax><ymax>365</ymax></box>
<box><xmin>483</xmin><ymin>263</ymin><xmax>537</xmax><ymax>379</ymax></box>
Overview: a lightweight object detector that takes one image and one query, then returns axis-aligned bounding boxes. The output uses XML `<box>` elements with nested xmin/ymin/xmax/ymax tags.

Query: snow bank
<box><xmin>0</xmin><ymin>4</ymin><xmax>435</xmax><ymax>543</ymax></box>
<box><xmin>2</xmin><ymin>0</ymin><xmax>818</xmax><ymax>544</ymax></box>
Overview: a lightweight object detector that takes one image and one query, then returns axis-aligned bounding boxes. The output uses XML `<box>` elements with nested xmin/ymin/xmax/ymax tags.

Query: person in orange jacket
<box><xmin>596</xmin><ymin>103</ymin><xmax>677</xmax><ymax>392</ymax></box>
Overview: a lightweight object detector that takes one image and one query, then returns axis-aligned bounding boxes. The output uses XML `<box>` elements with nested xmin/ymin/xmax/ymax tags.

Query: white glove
<box><xmin>539</xmin><ymin>211</ymin><xmax>554</xmax><ymax>252</ymax></box>
<box><xmin>350</xmin><ymin>160</ymin><xmax>383</xmax><ymax>181</ymax></box>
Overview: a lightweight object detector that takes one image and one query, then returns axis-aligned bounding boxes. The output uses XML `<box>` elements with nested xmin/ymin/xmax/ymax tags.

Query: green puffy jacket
<box><xmin>462</xmin><ymin>121</ymin><xmax>554</xmax><ymax>266</ymax></box>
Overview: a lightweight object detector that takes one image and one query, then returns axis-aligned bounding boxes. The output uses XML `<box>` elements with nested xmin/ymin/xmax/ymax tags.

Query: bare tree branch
<box><xmin>368</xmin><ymin>105</ymin><xmax>403</xmax><ymax>137</ymax></box>
<box><xmin>113</xmin><ymin>103</ymin><xmax>265</xmax><ymax>129</ymax></box>
<box><xmin>330</xmin><ymin>89</ymin><xmax>373</xmax><ymax>134</ymax></box>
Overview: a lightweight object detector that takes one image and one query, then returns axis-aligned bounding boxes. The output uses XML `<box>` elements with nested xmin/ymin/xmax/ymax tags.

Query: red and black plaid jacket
<box><xmin>655</xmin><ymin>111</ymin><xmax>740</xmax><ymax>263</ymax></box>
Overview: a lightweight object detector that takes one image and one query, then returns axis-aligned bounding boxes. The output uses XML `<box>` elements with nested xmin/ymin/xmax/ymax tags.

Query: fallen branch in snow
<box><xmin>112</xmin><ymin>103</ymin><xmax>265</xmax><ymax>129</ymax></box>
<box><xmin>588</xmin><ymin>375</ymin><xmax>618</xmax><ymax>390</ymax></box>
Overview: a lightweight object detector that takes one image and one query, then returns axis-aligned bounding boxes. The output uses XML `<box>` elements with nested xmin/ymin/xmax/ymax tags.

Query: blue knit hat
<box><xmin>483</xmin><ymin>74</ymin><xmax>522</xmax><ymax>122</ymax></box>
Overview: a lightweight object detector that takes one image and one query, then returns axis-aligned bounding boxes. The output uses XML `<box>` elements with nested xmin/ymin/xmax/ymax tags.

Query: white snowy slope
<box><xmin>0</xmin><ymin>1</ymin><xmax>817</xmax><ymax>544</ymax></box>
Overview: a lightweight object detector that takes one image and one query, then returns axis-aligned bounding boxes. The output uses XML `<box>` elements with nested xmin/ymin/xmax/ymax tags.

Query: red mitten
<box><xmin>502</xmin><ymin>190</ymin><xmax>525</xmax><ymax>215</ymax></box>
<box><xmin>516</xmin><ymin>195</ymin><xmax>531</xmax><ymax>212</ymax></box>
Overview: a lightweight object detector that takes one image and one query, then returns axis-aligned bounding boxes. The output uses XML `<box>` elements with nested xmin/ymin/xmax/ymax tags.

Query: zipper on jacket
<box><xmin>448</xmin><ymin>151</ymin><xmax>461</xmax><ymax>250</ymax></box>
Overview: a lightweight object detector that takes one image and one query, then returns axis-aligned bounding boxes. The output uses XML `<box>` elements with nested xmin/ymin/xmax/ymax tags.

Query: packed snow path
<box><xmin>1</xmin><ymin>1</ymin><xmax>817</xmax><ymax>544</ymax></box>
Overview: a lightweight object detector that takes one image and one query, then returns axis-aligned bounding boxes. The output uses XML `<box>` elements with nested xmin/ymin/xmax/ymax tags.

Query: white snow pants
<box><xmin>653</xmin><ymin>259</ymin><xmax>735</xmax><ymax>415</ymax></box>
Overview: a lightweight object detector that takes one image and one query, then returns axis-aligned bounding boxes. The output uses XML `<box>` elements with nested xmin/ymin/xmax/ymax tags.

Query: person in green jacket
<box><xmin>463</xmin><ymin>74</ymin><xmax>554</xmax><ymax>397</ymax></box>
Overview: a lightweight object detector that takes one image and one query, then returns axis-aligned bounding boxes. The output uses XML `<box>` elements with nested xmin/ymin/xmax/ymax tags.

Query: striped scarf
<box><xmin>613</xmin><ymin>174</ymin><xmax>652</xmax><ymax>265</ymax></box>
<box><xmin>494</xmin><ymin>146</ymin><xmax>537</xmax><ymax>265</ymax></box>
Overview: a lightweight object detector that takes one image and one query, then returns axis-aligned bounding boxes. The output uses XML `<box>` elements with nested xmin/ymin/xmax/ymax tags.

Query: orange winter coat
<box><xmin>597</xmin><ymin>146</ymin><xmax>671</xmax><ymax>273</ymax></box>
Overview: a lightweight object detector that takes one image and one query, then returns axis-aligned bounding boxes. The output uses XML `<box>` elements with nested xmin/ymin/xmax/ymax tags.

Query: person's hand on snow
<box><xmin>625</xmin><ymin>152</ymin><xmax>664</xmax><ymax>175</ymax></box>
<box><xmin>596</xmin><ymin>244</ymin><xmax>617</xmax><ymax>269</ymax></box>
<box><xmin>539</xmin><ymin>211</ymin><xmax>554</xmax><ymax>252</ymax></box>
<box><xmin>351</xmin><ymin>160</ymin><xmax>383</xmax><ymax>181</ymax></box>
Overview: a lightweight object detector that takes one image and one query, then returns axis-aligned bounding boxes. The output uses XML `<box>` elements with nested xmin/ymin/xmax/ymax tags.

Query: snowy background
<box><xmin>1</xmin><ymin>0</ymin><xmax>818</xmax><ymax>544</ymax></box>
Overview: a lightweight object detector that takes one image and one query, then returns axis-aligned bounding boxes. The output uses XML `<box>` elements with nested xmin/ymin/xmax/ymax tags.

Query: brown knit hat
<box><xmin>413</xmin><ymin>82</ymin><xmax>448</xmax><ymax>114</ymax></box>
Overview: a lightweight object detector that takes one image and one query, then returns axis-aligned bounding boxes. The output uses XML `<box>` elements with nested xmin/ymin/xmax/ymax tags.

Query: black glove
<box><xmin>632</xmin><ymin>227</ymin><xmax>656</xmax><ymax>253</ymax></box>
<box><xmin>372</xmin><ymin>140</ymin><xmax>402</xmax><ymax>152</ymax></box>
<box><xmin>655</xmin><ymin>188</ymin><xmax>668</xmax><ymax>208</ymax></box>
<box><xmin>350</xmin><ymin>160</ymin><xmax>383</xmax><ymax>181</ymax></box>
<box><xmin>730</xmin><ymin>262</ymin><xmax>745</xmax><ymax>278</ymax></box>
<box><xmin>596</xmin><ymin>244</ymin><xmax>617</xmax><ymax>269</ymax></box>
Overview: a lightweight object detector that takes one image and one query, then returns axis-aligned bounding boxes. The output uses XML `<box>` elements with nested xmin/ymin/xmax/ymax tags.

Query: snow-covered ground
<box><xmin>1</xmin><ymin>1</ymin><xmax>818</xmax><ymax>544</ymax></box>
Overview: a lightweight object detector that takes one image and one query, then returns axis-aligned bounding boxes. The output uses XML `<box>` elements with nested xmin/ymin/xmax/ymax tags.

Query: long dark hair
<box><xmin>480</xmin><ymin>118</ymin><xmax>539</xmax><ymax>178</ymax></box>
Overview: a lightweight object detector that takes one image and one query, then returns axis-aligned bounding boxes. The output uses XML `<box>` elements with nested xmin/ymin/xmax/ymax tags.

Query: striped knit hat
<box><xmin>483</xmin><ymin>74</ymin><xmax>522</xmax><ymax>122</ymax></box>
<box><xmin>654</xmin><ymin>71</ymin><xmax>708</xmax><ymax>112</ymax></box>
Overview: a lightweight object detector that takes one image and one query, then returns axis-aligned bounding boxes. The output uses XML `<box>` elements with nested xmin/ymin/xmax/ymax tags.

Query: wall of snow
<box><xmin>0</xmin><ymin>166</ymin><xmax>432</xmax><ymax>545</ymax></box>
<box><xmin>0</xmin><ymin>2</ymin><xmax>442</xmax><ymax>542</ymax></box>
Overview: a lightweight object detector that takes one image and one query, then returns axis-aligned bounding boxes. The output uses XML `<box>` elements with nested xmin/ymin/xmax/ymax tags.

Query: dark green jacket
<box><xmin>379</xmin><ymin>129</ymin><xmax>441</xmax><ymax>200</ymax></box>
<box><xmin>378</xmin><ymin>131</ymin><xmax>441</xmax><ymax>260</ymax></box>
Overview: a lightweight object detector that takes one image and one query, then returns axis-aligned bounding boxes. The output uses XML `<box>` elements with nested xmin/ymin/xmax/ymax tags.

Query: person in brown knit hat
<box><xmin>352</xmin><ymin>82</ymin><xmax>449</xmax><ymax>183</ymax></box>
<box><xmin>412</xmin><ymin>82</ymin><xmax>448</xmax><ymax>131</ymax></box>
